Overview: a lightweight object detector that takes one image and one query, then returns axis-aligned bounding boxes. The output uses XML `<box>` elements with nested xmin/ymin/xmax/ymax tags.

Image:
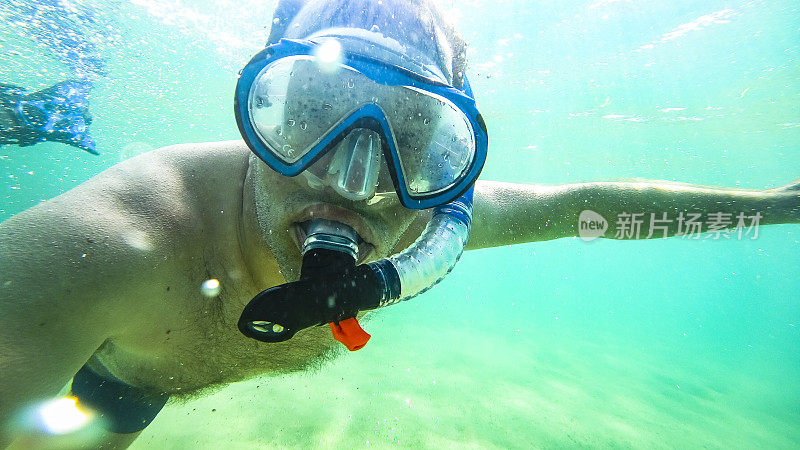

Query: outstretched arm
<box><xmin>468</xmin><ymin>178</ymin><xmax>800</xmax><ymax>250</ymax></box>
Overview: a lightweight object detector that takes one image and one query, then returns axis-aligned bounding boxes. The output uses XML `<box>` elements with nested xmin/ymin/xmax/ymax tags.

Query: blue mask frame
<box><xmin>234</xmin><ymin>38</ymin><xmax>488</xmax><ymax>210</ymax></box>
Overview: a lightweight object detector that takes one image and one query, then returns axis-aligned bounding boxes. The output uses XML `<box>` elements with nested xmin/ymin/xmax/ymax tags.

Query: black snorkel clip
<box><xmin>238</xmin><ymin>219</ymin><xmax>397</xmax><ymax>350</ymax></box>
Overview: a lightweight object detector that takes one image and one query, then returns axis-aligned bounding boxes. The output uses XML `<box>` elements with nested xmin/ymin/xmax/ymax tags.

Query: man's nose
<box><xmin>328</xmin><ymin>128</ymin><xmax>382</xmax><ymax>201</ymax></box>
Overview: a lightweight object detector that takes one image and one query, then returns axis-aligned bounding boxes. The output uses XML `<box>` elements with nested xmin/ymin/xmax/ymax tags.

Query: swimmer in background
<box><xmin>0</xmin><ymin>0</ymin><xmax>108</xmax><ymax>155</ymax></box>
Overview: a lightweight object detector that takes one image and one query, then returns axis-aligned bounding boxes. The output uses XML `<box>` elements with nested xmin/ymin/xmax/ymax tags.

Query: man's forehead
<box><xmin>303</xmin><ymin>27</ymin><xmax>451</xmax><ymax>84</ymax></box>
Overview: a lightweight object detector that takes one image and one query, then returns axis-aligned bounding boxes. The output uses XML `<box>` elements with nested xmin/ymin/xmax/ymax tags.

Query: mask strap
<box><xmin>267</xmin><ymin>0</ymin><xmax>307</xmax><ymax>45</ymax></box>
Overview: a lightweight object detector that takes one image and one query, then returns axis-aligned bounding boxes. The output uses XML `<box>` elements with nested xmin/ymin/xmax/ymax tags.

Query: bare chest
<box><xmin>94</xmin><ymin>266</ymin><xmax>343</xmax><ymax>394</ymax></box>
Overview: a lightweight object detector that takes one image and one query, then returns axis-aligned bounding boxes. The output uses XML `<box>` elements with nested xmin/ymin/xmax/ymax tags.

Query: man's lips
<box><xmin>290</xmin><ymin>203</ymin><xmax>377</xmax><ymax>264</ymax></box>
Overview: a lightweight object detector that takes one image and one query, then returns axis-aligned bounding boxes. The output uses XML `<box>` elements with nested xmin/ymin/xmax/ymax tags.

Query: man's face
<box><xmin>244</xmin><ymin>45</ymin><xmax>455</xmax><ymax>281</ymax></box>
<box><xmin>251</xmin><ymin>158</ymin><xmax>421</xmax><ymax>281</ymax></box>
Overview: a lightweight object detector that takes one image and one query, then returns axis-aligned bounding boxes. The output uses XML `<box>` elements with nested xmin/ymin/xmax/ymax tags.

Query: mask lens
<box><xmin>248</xmin><ymin>58</ymin><xmax>297</xmax><ymax>161</ymax></box>
<box><xmin>387</xmin><ymin>87</ymin><xmax>475</xmax><ymax>196</ymax></box>
<box><xmin>248</xmin><ymin>56</ymin><xmax>383</xmax><ymax>164</ymax></box>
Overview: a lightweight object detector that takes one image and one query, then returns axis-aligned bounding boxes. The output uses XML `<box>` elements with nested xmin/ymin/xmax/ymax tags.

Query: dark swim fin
<box><xmin>2</xmin><ymin>80</ymin><xmax>98</xmax><ymax>154</ymax></box>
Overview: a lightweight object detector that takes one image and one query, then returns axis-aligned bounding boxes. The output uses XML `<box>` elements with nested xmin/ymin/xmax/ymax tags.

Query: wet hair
<box><xmin>267</xmin><ymin>0</ymin><xmax>467</xmax><ymax>88</ymax></box>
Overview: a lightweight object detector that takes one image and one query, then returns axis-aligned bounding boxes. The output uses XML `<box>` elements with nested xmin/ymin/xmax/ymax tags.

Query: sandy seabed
<box><xmin>132</xmin><ymin>314</ymin><xmax>798</xmax><ymax>449</ymax></box>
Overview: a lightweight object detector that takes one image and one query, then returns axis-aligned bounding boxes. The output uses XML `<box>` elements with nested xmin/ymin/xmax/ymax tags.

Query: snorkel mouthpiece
<box><xmin>238</xmin><ymin>219</ymin><xmax>380</xmax><ymax>349</ymax></box>
<box><xmin>300</xmin><ymin>219</ymin><xmax>360</xmax><ymax>259</ymax></box>
<box><xmin>238</xmin><ymin>188</ymin><xmax>474</xmax><ymax>350</ymax></box>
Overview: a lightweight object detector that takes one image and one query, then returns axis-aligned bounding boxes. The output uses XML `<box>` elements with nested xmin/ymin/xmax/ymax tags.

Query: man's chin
<box><xmin>261</xmin><ymin>230</ymin><xmax>303</xmax><ymax>282</ymax></box>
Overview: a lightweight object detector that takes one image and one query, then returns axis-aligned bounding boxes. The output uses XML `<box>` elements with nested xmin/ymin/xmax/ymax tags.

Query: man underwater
<box><xmin>1</xmin><ymin>0</ymin><xmax>798</xmax><ymax>448</ymax></box>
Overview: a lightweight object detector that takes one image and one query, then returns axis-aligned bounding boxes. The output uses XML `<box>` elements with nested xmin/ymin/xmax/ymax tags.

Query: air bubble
<box><xmin>323</xmin><ymin>103</ymin><xmax>333</xmax><ymax>110</ymax></box>
<box><xmin>300</xmin><ymin>121</ymin><xmax>307</xmax><ymax>130</ymax></box>
<box><xmin>287</xmin><ymin>119</ymin><xmax>295</xmax><ymax>126</ymax></box>
<box><xmin>201</xmin><ymin>279</ymin><xmax>221</xmax><ymax>297</ymax></box>
<box><xmin>423</xmin><ymin>118</ymin><xmax>430</xmax><ymax>125</ymax></box>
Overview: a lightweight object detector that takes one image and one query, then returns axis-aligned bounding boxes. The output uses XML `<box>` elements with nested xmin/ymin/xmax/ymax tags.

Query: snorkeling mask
<box><xmin>235</xmin><ymin>32</ymin><xmax>487</xmax><ymax>349</ymax></box>
<box><xmin>234</xmin><ymin>35</ymin><xmax>487</xmax><ymax>209</ymax></box>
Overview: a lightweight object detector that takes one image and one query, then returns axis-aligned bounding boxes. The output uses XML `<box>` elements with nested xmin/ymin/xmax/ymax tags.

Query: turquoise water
<box><xmin>1</xmin><ymin>0</ymin><xmax>798</xmax><ymax>447</ymax></box>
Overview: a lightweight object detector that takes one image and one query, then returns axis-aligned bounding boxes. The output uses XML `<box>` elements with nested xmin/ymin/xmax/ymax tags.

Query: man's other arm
<box><xmin>468</xmin><ymin>178</ymin><xmax>800</xmax><ymax>249</ymax></box>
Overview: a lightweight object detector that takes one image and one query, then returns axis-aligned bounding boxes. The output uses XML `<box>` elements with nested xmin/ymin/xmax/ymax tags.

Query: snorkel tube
<box><xmin>238</xmin><ymin>188</ymin><xmax>474</xmax><ymax>349</ymax></box>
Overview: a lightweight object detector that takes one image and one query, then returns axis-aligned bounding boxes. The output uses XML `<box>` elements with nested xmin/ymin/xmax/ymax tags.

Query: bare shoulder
<box><xmin>0</xmin><ymin>139</ymin><xmax>252</xmax><ymax>339</ymax></box>
<box><xmin>84</xmin><ymin>140</ymin><xmax>251</xmax><ymax>222</ymax></box>
<box><xmin>0</xmin><ymin>140</ymin><xmax>252</xmax><ymax>420</ymax></box>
